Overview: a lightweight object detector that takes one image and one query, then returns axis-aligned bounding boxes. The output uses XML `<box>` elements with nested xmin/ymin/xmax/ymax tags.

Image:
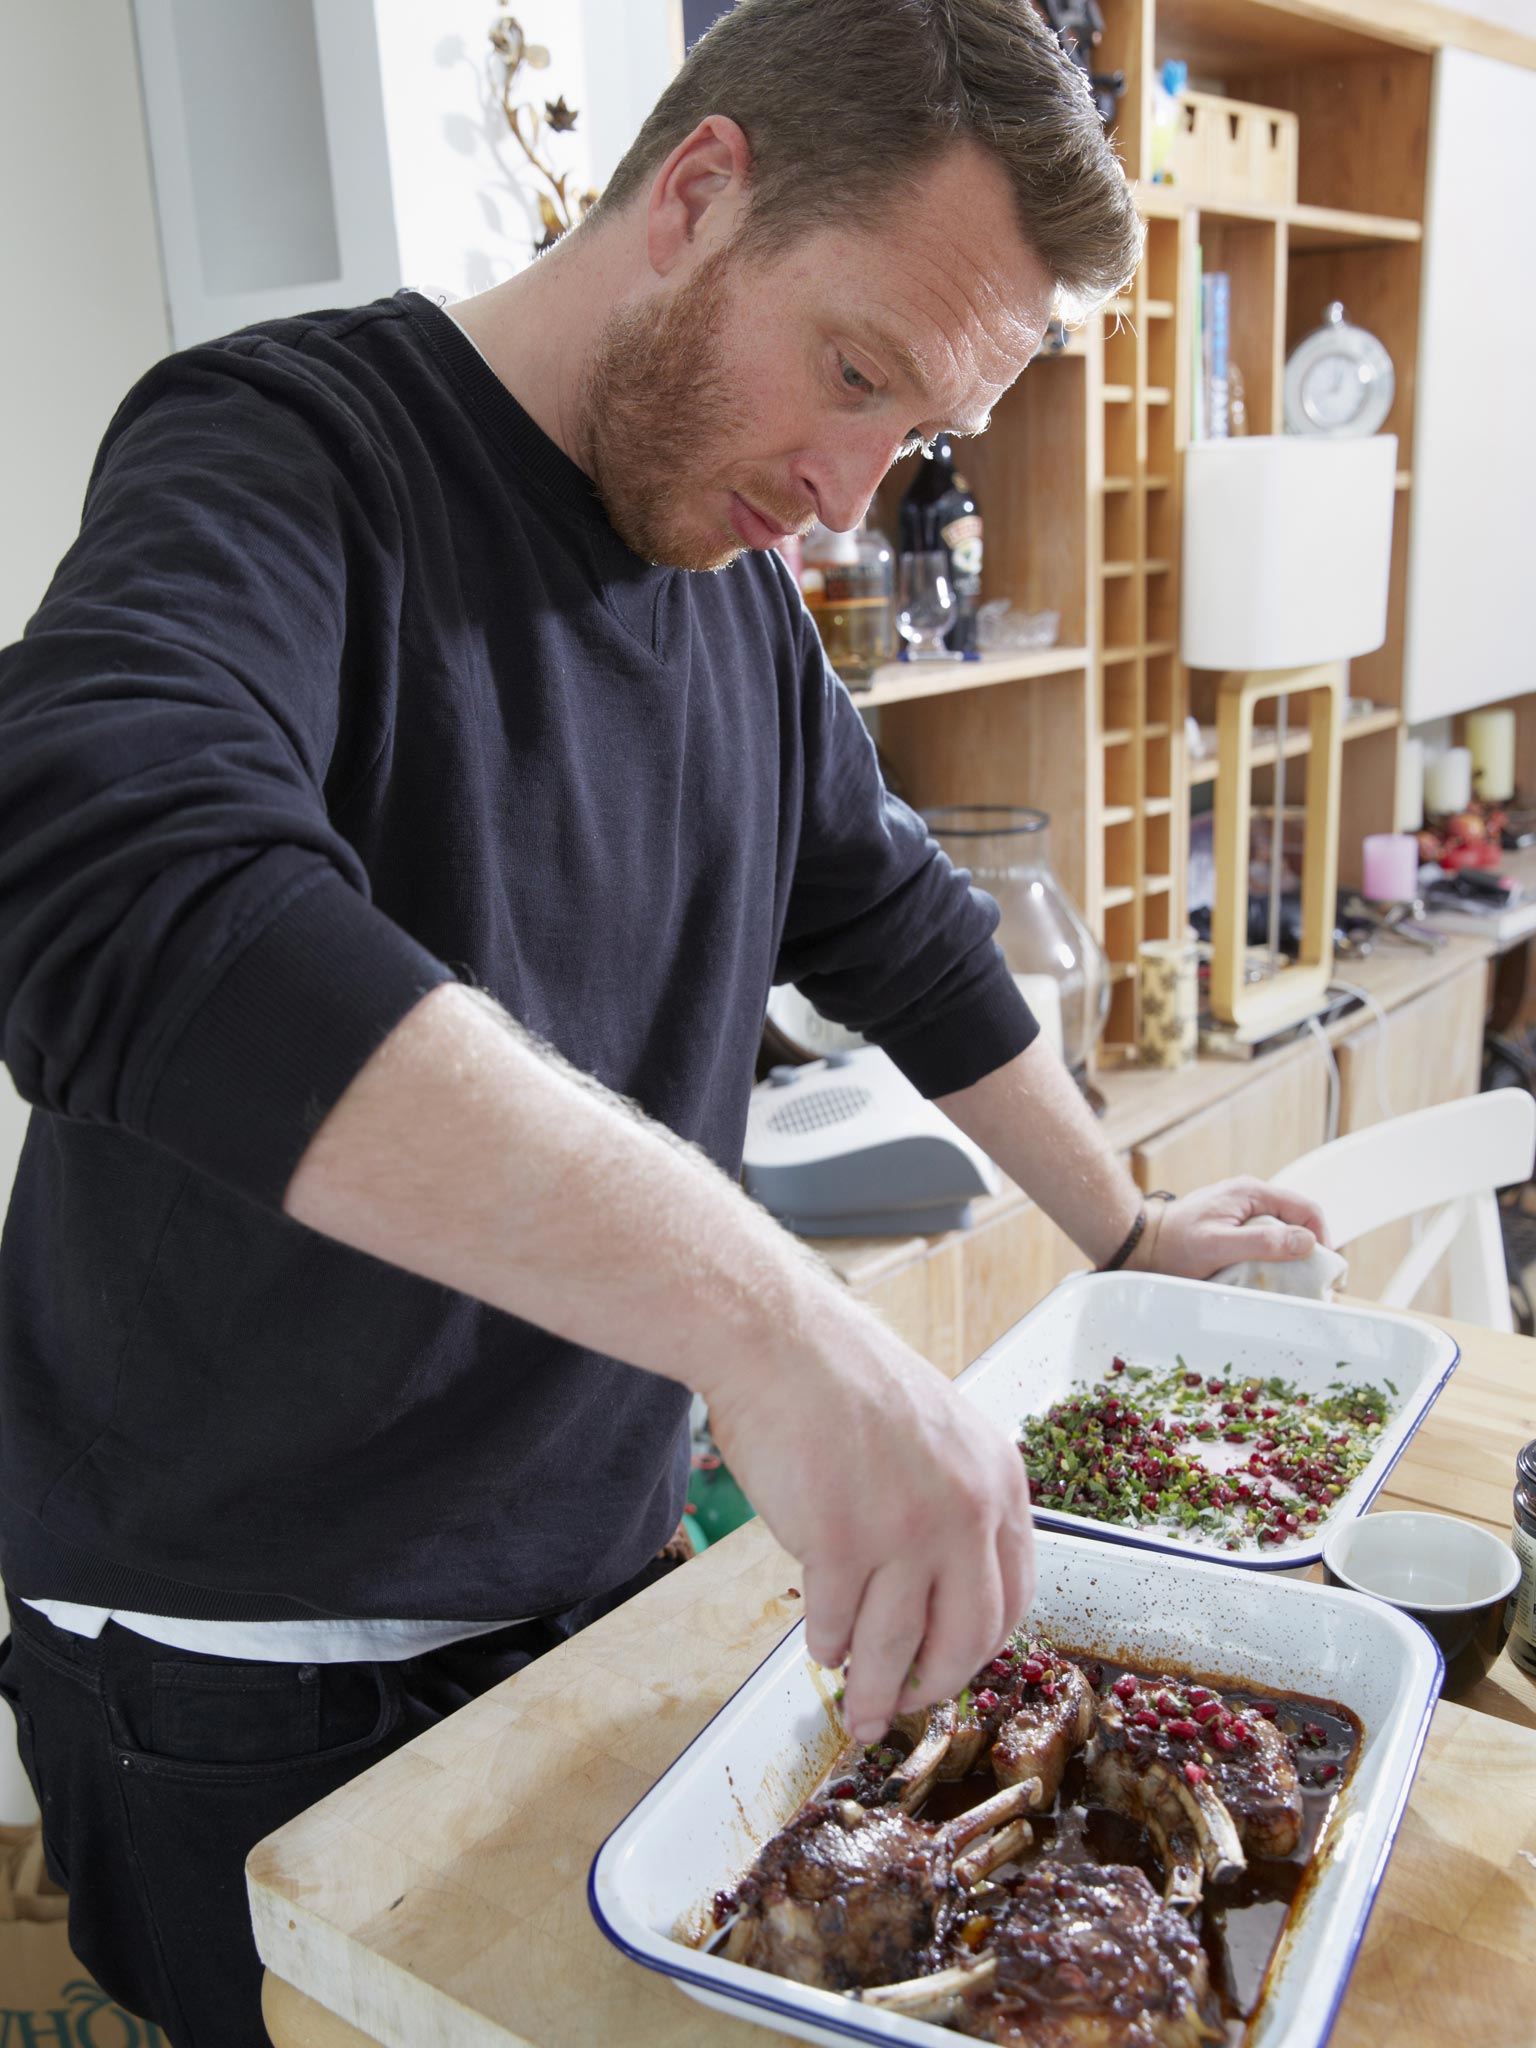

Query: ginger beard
<box><xmin>579</xmin><ymin>241</ymin><xmax>808</xmax><ymax>573</ymax></box>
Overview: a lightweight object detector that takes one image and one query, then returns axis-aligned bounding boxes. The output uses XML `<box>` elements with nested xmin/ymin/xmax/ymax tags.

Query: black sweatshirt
<box><xmin>0</xmin><ymin>290</ymin><xmax>1036</xmax><ymax>1624</ymax></box>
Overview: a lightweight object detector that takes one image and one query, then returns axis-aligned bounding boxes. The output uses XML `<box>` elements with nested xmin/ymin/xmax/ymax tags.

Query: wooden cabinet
<box><xmin>1131</xmin><ymin>1046</ymin><xmax>1330</xmax><ymax>1193</ymax></box>
<box><xmin>823</xmin><ymin>1178</ymin><xmax>1097</xmax><ymax>1379</ymax></box>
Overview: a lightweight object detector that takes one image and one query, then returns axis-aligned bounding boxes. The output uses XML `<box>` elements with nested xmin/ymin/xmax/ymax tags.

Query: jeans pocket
<box><xmin>150</xmin><ymin>1658</ymin><xmax>322</xmax><ymax>1765</ymax></box>
<box><xmin>116</xmin><ymin>1657</ymin><xmax>401</xmax><ymax>1785</ymax></box>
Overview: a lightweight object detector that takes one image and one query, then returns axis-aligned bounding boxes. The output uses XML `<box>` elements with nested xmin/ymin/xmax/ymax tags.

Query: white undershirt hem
<box><xmin>23</xmin><ymin>1599</ymin><xmax>530</xmax><ymax>1664</ymax></box>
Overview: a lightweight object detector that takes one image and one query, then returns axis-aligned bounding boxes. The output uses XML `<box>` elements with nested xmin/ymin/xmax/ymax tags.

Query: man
<box><xmin>0</xmin><ymin>1</ymin><xmax>1324</xmax><ymax>2041</ymax></box>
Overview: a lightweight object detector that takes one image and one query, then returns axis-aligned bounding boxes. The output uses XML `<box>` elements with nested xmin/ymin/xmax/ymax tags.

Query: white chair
<box><xmin>1270</xmin><ymin>1091</ymin><xmax>1536</xmax><ymax>1330</ymax></box>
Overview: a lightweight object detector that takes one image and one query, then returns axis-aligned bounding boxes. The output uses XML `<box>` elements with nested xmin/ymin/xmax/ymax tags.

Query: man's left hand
<box><xmin>1131</xmin><ymin>1177</ymin><xmax>1329</xmax><ymax>1281</ymax></box>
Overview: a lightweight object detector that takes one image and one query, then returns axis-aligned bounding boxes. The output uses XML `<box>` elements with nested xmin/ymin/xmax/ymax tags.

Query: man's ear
<box><xmin>645</xmin><ymin>115</ymin><xmax>753</xmax><ymax>276</ymax></box>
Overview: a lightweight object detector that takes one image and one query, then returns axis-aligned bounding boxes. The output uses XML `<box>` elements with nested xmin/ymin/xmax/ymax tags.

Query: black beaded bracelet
<box><xmin>1098</xmin><ymin>1191</ymin><xmax>1175</xmax><ymax>1274</ymax></box>
<box><xmin>1098</xmin><ymin>1206</ymin><xmax>1147</xmax><ymax>1273</ymax></box>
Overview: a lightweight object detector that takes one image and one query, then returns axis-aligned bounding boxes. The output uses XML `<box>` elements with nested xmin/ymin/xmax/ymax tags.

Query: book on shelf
<box><xmin>1194</xmin><ymin>262</ymin><xmax>1231</xmax><ymax>441</ymax></box>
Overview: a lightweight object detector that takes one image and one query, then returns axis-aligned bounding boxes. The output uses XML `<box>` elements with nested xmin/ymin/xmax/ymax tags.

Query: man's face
<box><xmin>580</xmin><ymin>142</ymin><xmax>1056</xmax><ymax>573</ymax></box>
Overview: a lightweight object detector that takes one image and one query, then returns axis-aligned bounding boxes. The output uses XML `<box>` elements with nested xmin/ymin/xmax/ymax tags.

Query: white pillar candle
<box><xmin>1424</xmin><ymin>746</ymin><xmax>1473</xmax><ymax>816</ymax></box>
<box><xmin>1467</xmin><ymin>709</ymin><xmax>1516</xmax><ymax>804</ymax></box>
<box><xmin>1396</xmin><ymin>737</ymin><xmax>1424</xmax><ymax>832</ymax></box>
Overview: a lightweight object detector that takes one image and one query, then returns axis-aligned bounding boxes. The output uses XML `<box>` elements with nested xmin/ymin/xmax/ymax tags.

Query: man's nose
<box><xmin>800</xmin><ymin>431</ymin><xmax>907</xmax><ymax>535</ymax></box>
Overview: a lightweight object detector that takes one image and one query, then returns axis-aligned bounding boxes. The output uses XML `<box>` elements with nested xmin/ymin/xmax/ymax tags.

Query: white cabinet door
<box><xmin>1404</xmin><ymin>47</ymin><xmax>1536</xmax><ymax>722</ymax></box>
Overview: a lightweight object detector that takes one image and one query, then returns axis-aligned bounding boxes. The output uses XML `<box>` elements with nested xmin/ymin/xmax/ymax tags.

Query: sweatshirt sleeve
<box><xmin>772</xmin><ymin>572</ymin><xmax>1038</xmax><ymax>1098</ymax></box>
<box><xmin>0</xmin><ymin>352</ymin><xmax>455</xmax><ymax>1209</ymax></box>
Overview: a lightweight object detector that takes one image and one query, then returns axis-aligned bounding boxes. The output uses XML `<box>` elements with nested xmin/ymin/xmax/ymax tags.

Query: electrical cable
<box><xmin>1327</xmin><ymin>978</ymin><xmax>1396</xmax><ymax>1122</ymax></box>
<box><xmin>1304</xmin><ymin>1013</ymin><xmax>1341</xmax><ymax>1145</ymax></box>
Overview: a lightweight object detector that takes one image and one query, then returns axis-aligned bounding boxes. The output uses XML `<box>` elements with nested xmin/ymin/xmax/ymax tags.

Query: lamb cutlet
<box><xmin>719</xmin><ymin>1780</ymin><xmax>1039</xmax><ymax>1992</ymax></box>
<box><xmin>990</xmin><ymin>1644</ymin><xmax>1097</xmax><ymax>1804</ymax></box>
<box><xmin>1086</xmin><ymin>1673</ymin><xmax>1303</xmax><ymax>1910</ymax></box>
<box><xmin>887</xmin><ymin>1633</ymin><xmax>1100</xmax><ymax>1811</ymax></box>
<box><xmin>863</xmin><ymin>1862</ymin><xmax>1225</xmax><ymax>2048</ymax></box>
<box><xmin>1086</xmin><ymin>1693</ymin><xmax>1244</xmax><ymax>1912</ymax></box>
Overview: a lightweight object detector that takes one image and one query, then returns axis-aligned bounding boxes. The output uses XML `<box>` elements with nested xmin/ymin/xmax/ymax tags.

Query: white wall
<box><xmin>0</xmin><ymin>3</ymin><xmax>171</xmax><ymax>648</ymax></box>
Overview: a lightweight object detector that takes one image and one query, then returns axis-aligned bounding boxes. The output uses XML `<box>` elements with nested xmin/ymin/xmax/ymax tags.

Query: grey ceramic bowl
<box><xmin>1322</xmin><ymin>1510</ymin><xmax>1521</xmax><ymax>1695</ymax></box>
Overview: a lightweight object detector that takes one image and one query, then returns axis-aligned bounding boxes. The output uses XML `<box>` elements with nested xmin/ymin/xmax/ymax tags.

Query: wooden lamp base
<box><xmin>1210</xmin><ymin>662</ymin><xmax>1344</xmax><ymax>1037</ymax></box>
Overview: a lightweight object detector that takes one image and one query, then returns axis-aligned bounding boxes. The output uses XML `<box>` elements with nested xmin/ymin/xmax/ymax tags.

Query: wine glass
<box><xmin>897</xmin><ymin>551</ymin><xmax>960</xmax><ymax>661</ymax></box>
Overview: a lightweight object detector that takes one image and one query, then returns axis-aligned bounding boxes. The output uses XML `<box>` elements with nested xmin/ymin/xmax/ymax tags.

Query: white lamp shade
<box><xmin>1180</xmin><ymin>435</ymin><xmax>1398</xmax><ymax>670</ymax></box>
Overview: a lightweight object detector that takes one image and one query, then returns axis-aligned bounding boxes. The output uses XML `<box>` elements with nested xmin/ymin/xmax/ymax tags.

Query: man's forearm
<box><xmin>282</xmin><ymin>982</ymin><xmax>855</xmax><ymax>1400</ymax></box>
<box><xmin>934</xmin><ymin>1037</ymin><xmax>1142</xmax><ymax>1268</ymax></box>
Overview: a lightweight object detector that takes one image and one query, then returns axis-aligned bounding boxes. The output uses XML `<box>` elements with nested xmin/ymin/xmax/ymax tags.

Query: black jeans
<box><xmin>0</xmin><ymin>1560</ymin><xmax>678</xmax><ymax>2048</ymax></box>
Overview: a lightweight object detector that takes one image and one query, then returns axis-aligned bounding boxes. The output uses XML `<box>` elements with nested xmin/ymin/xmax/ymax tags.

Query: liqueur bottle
<box><xmin>898</xmin><ymin>436</ymin><xmax>984</xmax><ymax>656</ymax></box>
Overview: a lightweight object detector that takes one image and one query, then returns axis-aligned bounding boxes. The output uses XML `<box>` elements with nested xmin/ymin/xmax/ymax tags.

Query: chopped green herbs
<box><xmin>1019</xmin><ymin>1356</ymin><xmax>1394</xmax><ymax>1552</ymax></box>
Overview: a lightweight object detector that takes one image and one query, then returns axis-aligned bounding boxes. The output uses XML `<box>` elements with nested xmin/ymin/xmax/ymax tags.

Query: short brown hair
<box><xmin>596</xmin><ymin>0</ymin><xmax>1143</xmax><ymax>320</ymax></box>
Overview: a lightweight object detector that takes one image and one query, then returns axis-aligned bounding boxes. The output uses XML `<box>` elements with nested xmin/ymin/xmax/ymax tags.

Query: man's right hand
<box><xmin>703</xmin><ymin>1299</ymin><xmax>1036</xmax><ymax>1744</ymax></box>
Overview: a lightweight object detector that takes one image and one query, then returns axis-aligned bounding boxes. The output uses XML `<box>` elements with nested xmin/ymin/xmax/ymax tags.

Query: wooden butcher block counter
<box><xmin>251</xmin><ymin>1316</ymin><xmax>1536</xmax><ymax>2048</ymax></box>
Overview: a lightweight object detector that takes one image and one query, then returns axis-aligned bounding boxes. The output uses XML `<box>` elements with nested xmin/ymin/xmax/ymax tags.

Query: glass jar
<box><xmin>1509</xmin><ymin>1438</ymin><xmax>1536</xmax><ymax>1678</ymax></box>
<box><xmin>801</xmin><ymin>518</ymin><xmax>895</xmax><ymax>685</ymax></box>
<box><xmin>922</xmin><ymin>806</ymin><xmax>1109</xmax><ymax>1077</ymax></box>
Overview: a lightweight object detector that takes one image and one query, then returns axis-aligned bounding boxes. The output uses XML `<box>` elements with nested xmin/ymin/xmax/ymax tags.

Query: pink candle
<box><xmin>1362</xmin><ymin>832</ymin><xmax>1420</xmax><ymax>903</ymax></box>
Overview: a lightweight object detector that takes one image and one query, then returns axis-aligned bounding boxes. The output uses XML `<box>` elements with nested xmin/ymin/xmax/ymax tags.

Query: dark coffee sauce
<box><xmin>776</xmin><ymin>1650</ymin><xmax>1361</xmax><ymax>2040</ymax></box>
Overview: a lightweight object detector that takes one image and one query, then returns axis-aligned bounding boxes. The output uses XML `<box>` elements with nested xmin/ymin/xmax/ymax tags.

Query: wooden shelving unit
<box><xmin>853</xmin><ymin>0</ymin><xmax>1460</xmax><ymax>1063</ymax></box>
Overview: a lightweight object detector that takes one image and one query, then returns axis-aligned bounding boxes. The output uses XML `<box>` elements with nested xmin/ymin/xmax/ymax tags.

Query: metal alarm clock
<box><xmin>1283</xmin><ymin>301</ymin><xmax>1395</xmax><ymax>438</ymax></box>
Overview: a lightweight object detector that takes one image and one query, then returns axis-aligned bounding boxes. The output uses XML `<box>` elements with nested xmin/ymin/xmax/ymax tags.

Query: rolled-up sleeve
<box><xmin>773</xmin><ymin>590</ymin><xmax>1038</xmax><ymax>1098</ymax></box>
<box><xmin>0</xmin><ymin>357</ymin><xmax>453</xmax><ymax>1208</ymax></box>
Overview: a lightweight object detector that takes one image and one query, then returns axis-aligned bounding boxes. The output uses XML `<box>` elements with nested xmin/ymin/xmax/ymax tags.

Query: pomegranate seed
<box><xmin>1297</xmin><ymin>1394</ymin><xmax>1308</xmax><ymax>1406</ymax></box>
<box><xmin>1020</xmin><ymin>1658</ymin><xmax>1046</xmax><ymax>1684</ymax></box>
<box><xmin>973</xmin><ymin>1689</ymin><xmax>999</xmax><ymax>1714</ymax></box>
<box><xmin>1167</xmin><ymin>1718</ymin><xmax>1199</xmax><ymax>1740</ymax></box>
<box><xmin>1155</xmin><ymin>1691</ymin><xmax>1181</xmax><ymax>1716</ymax></box>
<box><xmin>1207</xmin><ymin>1380</ymin><xmax>1224</xmax><ymax>1395</ymax></box>
<box><xmin>1225</xmin><ymin>1431</ymin><xmax>1248</xmax><ymax>1445</ymax></box>
<box><xmin>1213</xmin><ymin>1727</ymin><xmax>1239</xmax><ymax>1753</ymax></box>
<box><xmin>1183</xmin><ymin>1761</ymin><xmax>1207</xmax><ymax>1786</ymax></box>
<box><xmin>1303</xmin><ymin>1722</ymin><xmax>1327</xmax><ymax>1745</ymax></box>
<box><xmin>996</xmin><ymin>1644</ymin><xmax>1018</xmax><ymax>1662</ymax></box>
<box><xmin>1304</xmin><ymin>1506</ymin><xmax>1320</xmax><ymax>1522</ymax></box>
<box><xmin>1040</xmin><ymin>1681</ymin><xmax>1058</xmax><ymax>1701</ymax></box>
<box><xmin>1221</xmin><ymin>1401</ymin><xmax>1241</xmax><ymax>1418</ymax></box>
<box><xmin>1319</xmin><ymin>1762</ymin><xmax>1340</xmax><ymax>1782</ymax></box>
<box><xmin>1252</xmin><ymin>1702</ymin><xmax>1279</xmax><ymax>1719</ymax></box>
<box><xmin>1262</xmin><ymin>1406</ymin><xmax>1279</xmax><ymax>1419</ymax></box>
<box><xmin>1188</xmin><ymin>1687</ymin><xmax>1214</xmax><ymax>1704</ymax></box>
<box><xmin>1193</xmin><ymin>1700</ymin><xmax>1223</xmax><ymax>1725</ymax></box>
<box><xmin>1110</xmin><ymin>1357</ymin><xmax>1126</xmax><ymax>1374</ymax></box>
<box><xmin>1184</xmin><ymin>1371</ymin><xmax>1202</xmax><ymax>1388</ymax></box>
<box><xmin>1133</xmin><ymin>1709</ymin><xmax>1161</xmax><ymax>1731</ymax></box>
<box><xmin>988</xmin><ymin>1659</ymin><xmax>1013</xmax><ymax>1679</ymax></box>
<box><xmin>1142</xmin><ymin>1493</ymin><xmax>1161</xmax><ymax>1511</ymax></box>
<box><xmin>1112</xmin><ymin>1674</ymin><xmax>1138</xmax><ymax>1701</ymax></box>
<box><xmin>831</xmin><ymin>1778</ymin><xmax>859</xmax><ymax>1799</ymax></box>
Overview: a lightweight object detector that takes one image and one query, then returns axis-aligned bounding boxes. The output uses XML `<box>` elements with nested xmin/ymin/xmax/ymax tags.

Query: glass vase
<box><xmin>922</xmin><ymin>805</ymin><xmax>1109</xmax><ymax>1077</ymax></box>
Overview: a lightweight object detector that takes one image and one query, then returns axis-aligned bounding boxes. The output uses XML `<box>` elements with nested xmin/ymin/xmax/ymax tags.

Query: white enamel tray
<box><xmin>953</xmin><ymin>1272</ymin><xmax>1460</xmax><ymax>1570</ymax></box>
<box><xmin>590</xmin><ymin>1530</ymin><xmax>1442</xmax><ymax>2048</ymax></box>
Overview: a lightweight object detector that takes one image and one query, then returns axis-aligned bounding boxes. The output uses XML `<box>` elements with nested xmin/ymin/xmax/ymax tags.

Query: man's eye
<box><xmin>840</xmin><ymin>358</ymin><xmax>875</xmax><ymax>395</ymax></box>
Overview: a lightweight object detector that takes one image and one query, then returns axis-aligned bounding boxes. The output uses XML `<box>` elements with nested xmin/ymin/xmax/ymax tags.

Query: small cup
<box><xmin>1322</xmin><ymin>1511</ymin><xmax>1521</xmax><ymax>1697</ymax></box>
<box><xmin>1138</xmin><ymin>939</ymin><xmax>1197</xmax><ymax>1070</ymax></box>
